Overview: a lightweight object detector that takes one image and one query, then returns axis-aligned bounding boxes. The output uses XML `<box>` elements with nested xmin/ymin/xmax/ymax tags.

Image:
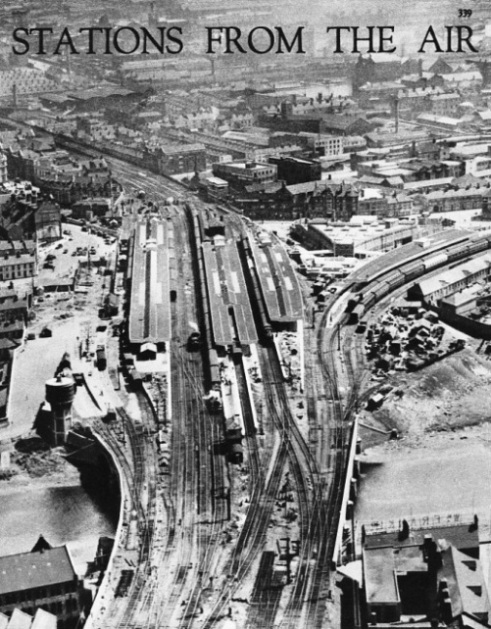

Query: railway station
<box><xmin>249</xmin><ymin>237</ymin><xmax>303</xmax><ymax>326</ymax></box>
<box><xmin>202</xmin><ymin>239</ymin><xmax>257</xmax><ymax>350</ymax></box>
<box><xmin>9</xmin><ymin>38</ymin><xmax>491</xmax><ymax>629</ymax></box>
<box><xmin>128</xmin><ymin>218</ymin><xmax>172</xmax><ymax>357</ymax></box>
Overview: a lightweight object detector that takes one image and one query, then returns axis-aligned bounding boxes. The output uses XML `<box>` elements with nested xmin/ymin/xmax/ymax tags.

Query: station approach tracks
<box><xmin>79</xmin><ymin>143</ymin><xmax>491</xmax><ymax>629</ymax></box>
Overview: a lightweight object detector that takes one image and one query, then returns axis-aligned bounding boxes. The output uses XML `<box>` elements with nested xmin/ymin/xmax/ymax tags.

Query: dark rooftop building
<box><xmin>361</xmin><ymin>521</ymin><xmax>490</xmax><ymax>628</ymax></box>
<box><xmin>0</xmin><ymin>539</ymin><xmax>82</xmax><ymax>629</ymax></box>
<box><xmin>268</xmin><ymin>155</ymin><xmax>321</xmax><ymax>185</ymax></box>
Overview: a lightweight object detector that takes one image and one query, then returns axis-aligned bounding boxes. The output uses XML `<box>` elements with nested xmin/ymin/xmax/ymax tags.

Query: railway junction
<box><xmin>39</xmin><ymin>146</ymin><xmax>491</xmax><ymax>629</ymax></box>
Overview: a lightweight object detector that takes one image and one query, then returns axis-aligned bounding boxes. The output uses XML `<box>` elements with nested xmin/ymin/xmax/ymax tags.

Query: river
<box><xmin>0</xmin><ymin>482</ymin><xmax>118</xmax><ymax>576</ymax></box>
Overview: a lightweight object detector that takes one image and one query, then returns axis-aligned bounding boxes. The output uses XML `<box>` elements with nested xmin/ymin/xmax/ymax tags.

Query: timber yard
<box><xmin>6</xmin><ymin>0</ymin><xmax>491</xmax><ymax>627</ymax></box>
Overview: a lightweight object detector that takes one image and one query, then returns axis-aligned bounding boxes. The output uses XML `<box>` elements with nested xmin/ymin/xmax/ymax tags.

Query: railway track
<box><xmin>83</xmin><ymin>146</ymin><xmax>491</xmax><ymax>629</ymax></box>
<box><xmin>161</xmin><ymin>211</ymin><xmax>228</xmax><ymax>629</ymax></box>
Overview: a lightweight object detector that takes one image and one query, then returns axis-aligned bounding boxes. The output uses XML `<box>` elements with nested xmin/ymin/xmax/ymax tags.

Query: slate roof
<box><xmin>0</xmin><ymin>546</ymin><xmax>77</xmax><ymax>595</ymax></box>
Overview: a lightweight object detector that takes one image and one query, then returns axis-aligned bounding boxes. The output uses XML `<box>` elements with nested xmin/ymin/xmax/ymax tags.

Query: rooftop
<box><xmin>0</xmin><ymin>546</ymin><xmax>77</xmax><ymax>595</ymax></box>
<box><xmin>363</xmin><ymin>546</ymin><xmax>400</xmax><ymax>605</ymax></box>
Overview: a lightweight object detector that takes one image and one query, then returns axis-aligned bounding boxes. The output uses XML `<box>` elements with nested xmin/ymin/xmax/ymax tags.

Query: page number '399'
<box><xmin>458</xmin><ymin>9</ymin><xmax>473</xmax><ymax>17</ymax></box>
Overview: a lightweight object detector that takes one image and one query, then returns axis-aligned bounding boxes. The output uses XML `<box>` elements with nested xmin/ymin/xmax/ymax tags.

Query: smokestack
<box><xmin>394</xmin><ymin>95</ymin><xmax>400</xmax><ymax>135</ymax></box>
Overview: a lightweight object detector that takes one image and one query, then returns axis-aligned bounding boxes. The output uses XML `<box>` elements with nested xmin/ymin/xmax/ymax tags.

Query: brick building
<box><xmin>232</xmin><ymin>180</ymin><xmax>358</xmax><ymax>221</ymax></box>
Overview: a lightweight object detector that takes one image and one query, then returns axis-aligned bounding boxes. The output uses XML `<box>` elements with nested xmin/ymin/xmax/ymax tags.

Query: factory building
<box><xmin>0</xmin><ymin>538</ymin><xmax>82</xmax><ymax>629</ymax></box>
<box><xmin>292</xmin><ymin>217</ymin><xmax>420</xmax><ymax>257</ymax></box>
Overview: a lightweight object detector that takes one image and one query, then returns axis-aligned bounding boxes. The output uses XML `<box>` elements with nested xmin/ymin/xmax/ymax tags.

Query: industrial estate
<box><xmin>4</xmin><ymin>0</ymin><xmax>491</xmax><ymax>628</ymax></box>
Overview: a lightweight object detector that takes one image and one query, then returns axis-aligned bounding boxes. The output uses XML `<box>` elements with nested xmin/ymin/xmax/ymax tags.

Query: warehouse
<box><xmin>409</xmin><ymin>254</ymin><xmax>491</xmax><ymax>304</ymax></box>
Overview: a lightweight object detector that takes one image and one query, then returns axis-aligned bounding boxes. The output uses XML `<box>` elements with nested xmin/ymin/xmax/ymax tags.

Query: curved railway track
<box><xmin>81</xmin><ymin>145</ymin><xmax>491</xmax><ymax>629</ymax></box>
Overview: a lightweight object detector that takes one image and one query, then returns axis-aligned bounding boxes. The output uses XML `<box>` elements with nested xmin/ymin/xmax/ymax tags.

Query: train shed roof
<box><xmin>202</xmin><ymin>241</ymin><xmax>257</xmax><ymax>347</ymax></box>
<box><xmin>128</xmin><ymin>219</ymin><xmax>171</xmax><ymax>344</ymax></box>
<box><xmin>250</xmin><ymin>238</ymin><xmax>303</xmax><ymax>322</ymax></box>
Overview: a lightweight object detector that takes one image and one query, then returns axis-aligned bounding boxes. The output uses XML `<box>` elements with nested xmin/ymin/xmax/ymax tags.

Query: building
<box><xmin>0</xmin><ymin>320</ymin><xmax>25</xmax><ymax>341</ymax></box>
<box><xmin>362</xmin><ymin>522</ymin><xmax>490</xmax><ymax>628</ymax></box>
<box><xmin>0</xmin><ymin>608</ymin><xmax>57</xmax><ymax>629</ymax></box>
<box><xmin>0</xmin><ymin>292</ymin><xmax>29</xmax><ymax>324</ymax></box>
<box><xmin>481</xmin><ymin>189</ymin><xmax>491</xmax><ymax>219</ymax></box>
<box><xmin>0</xmin><ymin>69</ymin><xmax>57</xmax><ymax>100</ymax></box>
<box><xmin>425</xmin><ymin>186</ymin><xmax>485</xmax><ymax>213</ymax></box>
<box><xmin>212</xmin><ymin>161</ymin><xmax>277</xmax><ymax>189</ymax></box>
<box><xmin>353</xmin><ymin>53</ymin><xmax>405</xmax><ymax>88</ymax></box>
<box><xmin>358</xmin><ymin>190</ymin><xmax>415</xmax><ymax>218</ymax></box>
<box><xmin>0</xmin><ymin>240</ymin><xmax>37</xmax><ymax>281</ymax></box>
<box><xmin>268</xmin><ymin>156</ymin><xmax>321</xmax><ymax>185</ymax></box>
<box><xmin>320</xmin><ymin>114</ymin><xmax>375</xmax><ymax>137</ymax></box>
<box><xmin>5</xmin><ymin>146</ymin><xmax>121</xmax><ymax>208</ymax></box>
<box><xmin>199</xmin><ymin>175</ymin><xmax>229</xmax><ymax>200</ymax></box>
<box><xmin>35</xmin><ymin>201</ymin><xmax>62</xmax><ymax>243</ymax></box>
<box><xmin>0</xmin><ymin>539</ymin><xmax>82</xmax><ymax>629</ymax></box>
<box><xmin>294</xmin><ymin>216</ymin><xmax>420</xmax><ymax>257</ymax></box>
<box><xmin>297</xmin><ymin>132</ymin><xmax>344</xmax><ymax>157</ymax></box>
<box><xmin>71</xmin><ymin>199</ymin><xmax>110</xmax><ymax>221</ymax></box>
<box><xmin>0</xmin><ymin>154</ymin><xmax>7</xmax><ymax>184</ymax></box>
<box><xmin>440</xmin><ymin>284</ymin><xmax>481</xmax><ymax>317</ymax></box>
<box><xmin>259</xmin><ymin>104</ymin><xmax>375</xmax><ymax>137</ymax></box>
<box><xmin>429</xmin><ymin>93</ymin><xmax>461</xmax><ymax>117</ymax></box>
<box><xmin>232</xmin><ymin>180</ymin><xmax>358</xmax><ymax>221</ymax></box>
<box><xmin>409</xmin><ymin>254</ymin><xmax>491</xmax><ymax>304</ymax></box>
<box><xmin>416</xmin><ymin>112</ymin><xmax>463</xmax><ymax>131</ymax></box>
<box><xmin>156</xmin><ymin>143</ymin><xmax>206</xmax><ymax>175</ymax></box>
<box><xmin>128</xmin><ymin>219</ymin><xmax>171</xmax><ymax>355</ymax></box>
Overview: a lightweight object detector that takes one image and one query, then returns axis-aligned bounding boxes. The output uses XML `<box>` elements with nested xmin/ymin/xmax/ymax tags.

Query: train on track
<box><xmin>239</xmin><ymin>236</ymin><xmax>274</xmax><ymax>344</ymax></box>
<box><xmin>348</xmin><ymin>231</ymin><xmax>491</xmax><ymax>323</ymax></box>
<box><xmin>185</xmin><ymin>202</ymin><xmax>246</xmax><ymax>463</ymax></box>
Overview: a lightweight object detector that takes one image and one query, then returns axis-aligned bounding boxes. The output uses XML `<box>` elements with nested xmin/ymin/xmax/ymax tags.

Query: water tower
<box><xmin>45</xmin><ymin>375</ymin><xmax>75</xmax><ymax>445</ymax></box>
